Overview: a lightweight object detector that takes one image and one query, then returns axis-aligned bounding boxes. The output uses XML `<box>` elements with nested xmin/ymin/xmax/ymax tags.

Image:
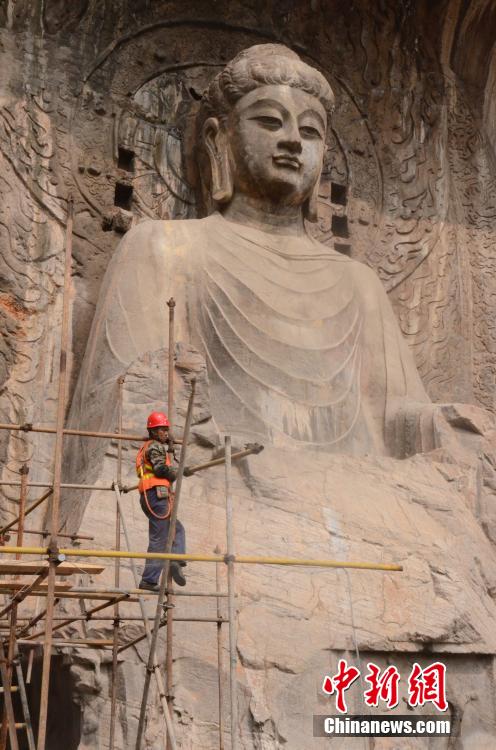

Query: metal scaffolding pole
<box><xmin>215</xmin><ymin>546</ymin><xmax>225</xmax><ymax>750</ymax></box>
<box><xmin>0</xmin><ymin>641</ymin><xmax>19</xmax><ymax>750</ymax></box>
<box><xmin>0</xmin><ymin>547</ymin><xmax>403</xmax><ymax>572</ymax></box>
<box><xmin>113</xmin><ymin>484</ymin><xmax>177</xmax><ymax>749</ymax></box>
<box><xmin>166</xmin><ymin>297</ymin><xmax>176</xmax><ymax>750</ymax></box>
<box><xmin>0</xmin><ymin>465</ymin><xmax>29</xmax><ymax>750</ymax></box>
<box><xmin>36</xmin><ymin>196</ymin><xmax>73</xmax><ymax>750</ymax></box>
<box><xmin>135</xmin><ymin>378</ymin><xmax>196</xmax><ymax>750</ymax></box>
<box><xmin>0</xmin><ymin>489</ymin><xmax>52</xmax><ymax>538</ymax></box>
<box><xmin>109</xmin><ymin>376</ymin><xmax>125</xmax><ymax>750</ymax></box>
<box><xmin>224</xmin><ymin>437</ymin><xmax>238</xmax><ymax>750</ymax></box>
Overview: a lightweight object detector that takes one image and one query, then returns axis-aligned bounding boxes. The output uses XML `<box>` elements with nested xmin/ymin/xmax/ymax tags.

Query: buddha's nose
<box><xmin>278</xmin><ymin>136</ymin><xmax>303</xmax><ymax>154</ymax></box>
<box><xmin>278</xmin><ymin>120</ymin><xmax>302</xmax><ymax>153</ymax></box>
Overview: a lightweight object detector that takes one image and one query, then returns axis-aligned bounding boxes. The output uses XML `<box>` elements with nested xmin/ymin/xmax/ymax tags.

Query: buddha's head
<box><xmin>197</xmin><ymin>44</ymin><xmax>334</xmax><ymax>221</ymax></box>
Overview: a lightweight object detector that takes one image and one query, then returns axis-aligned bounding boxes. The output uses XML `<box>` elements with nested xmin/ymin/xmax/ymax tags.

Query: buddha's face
<box><xmin>225</xmin><ymin>84</ymin><xmax>327</xmax><ymax>207</ymax></box>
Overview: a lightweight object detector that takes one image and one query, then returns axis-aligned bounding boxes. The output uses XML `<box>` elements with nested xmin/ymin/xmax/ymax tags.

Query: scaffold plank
<box><xmin>0</xmin><ymin>561</ymin><xmax>104</xmax><ymax>576</ymax></box>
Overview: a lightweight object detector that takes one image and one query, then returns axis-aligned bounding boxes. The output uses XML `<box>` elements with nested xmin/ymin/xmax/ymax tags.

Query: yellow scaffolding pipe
<box><xmin>0</xmin><ymin>546</ymin><xmax>402</xmax><ymax>572</ymax></box>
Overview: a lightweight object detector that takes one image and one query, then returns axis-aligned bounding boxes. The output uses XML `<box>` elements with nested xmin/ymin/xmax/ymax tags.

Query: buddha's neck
<box><xmin>221</xmin><ymin>194</ymin><xmax>307</xmax><ymax>237</ymax></box>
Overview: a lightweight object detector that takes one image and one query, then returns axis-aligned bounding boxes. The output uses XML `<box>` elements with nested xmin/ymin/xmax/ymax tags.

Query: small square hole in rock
<box><xmin>114</xmin><ymin>182</ymin><xmax>133</xmax><ymax>210</ymax></box>
<box><xmin>117</xmin><ymin>146</ymin><xmax>135</xmax><ymax>172</ymax></box>
<box><xmin>331</xmin><ymin>182</ymin><xmax>347</xmax><ymax>206</ymax></box>
<box><xmin>332</xmin><ymin>214</ymin><xmax>349</xmax><ymax>238</ymax></box>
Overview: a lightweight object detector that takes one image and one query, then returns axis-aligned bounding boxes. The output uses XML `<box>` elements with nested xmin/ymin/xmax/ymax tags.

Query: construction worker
<box><xmin>137</xmin><ymin>411</ymin><xmax>186</xmax><ymax>591</ymax></box>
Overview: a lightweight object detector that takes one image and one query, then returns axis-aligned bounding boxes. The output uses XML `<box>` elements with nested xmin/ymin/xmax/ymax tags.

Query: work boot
<box><xmin>170</xmin><ymin>562</ymin><xmax>186</xmax><ymax>587</ymax></box>
<box><xmin>139</xmin><ymin>580</ymin><xmax>159</xmax><ymax>592</ymax></box>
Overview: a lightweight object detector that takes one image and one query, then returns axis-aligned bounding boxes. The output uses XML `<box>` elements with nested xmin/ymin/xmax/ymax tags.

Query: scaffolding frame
<box><xmin>0</xmin><ymin>201</ymin><xmax>403</xmax><ymax>750</ymax></box>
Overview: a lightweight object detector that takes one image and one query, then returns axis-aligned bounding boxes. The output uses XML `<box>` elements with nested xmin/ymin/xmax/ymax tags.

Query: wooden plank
<box><xmin>0</xmin><ymin>561</ymin><xmax>104</xmax><ymax>576</ymax></box>
<box><xmin>0</xmin><ymin>581</ymin><xmax>73</xmax><ymax>593</ymax></box>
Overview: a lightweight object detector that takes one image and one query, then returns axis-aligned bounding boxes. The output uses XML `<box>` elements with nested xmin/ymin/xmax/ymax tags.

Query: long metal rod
<box><xmin>0</xmin><ymin>489</ymin><xmax>53</xmax><ymax>537</ymax></box>
<box><xmin>109</xmin><ymin>377</ymin><xmax>124</xmax><ymax>750</ymax></box>
<box><xmin>185</xmin><ymin>444</ymin><xmax>263</xmax><ymax>477</ymax></box>
<box><xmin>25</xmin><ymin>595</ymin><xmax>128</xmax><ymax>641</ymax></box>
<box><xmin>122</xmin><ymin>444</ymin><xmax>263</xmax><ymax>493</ymax></box>
<box><xmin>0</xmin><ymin>642</ymin><xmax>19</xmax><ymax>750</ymax></box>
<box><xmin>215</xmin><ymin>547</ymin><xmax>225</xmax><ymax>750</ymax></box>
<box><xmin>9</xmin><ymin>528</ymin><xmax>94</xmax><ymax>541</ymax></box>
<box><xmin>0</xmin><ymin>423</ymin><xmax>182</xmax><ymax>444</ymax></box>
<box><xmin>0</xmin><ymin>572</ymin><xmax>50</xmax><ymax>620</ymax></box>
<box><xmin>15</xmin><ymin>466</ymin><xmax>29</xmax><ymax>555</ymax></box>
<box><xmin>15</xmin><ymin>660</ymin><xmax>36</xmax><ymax>750</ymax></box>
<box><xmin>0</xmin><ymin>615</ymin><xmax>228</xmax><ymax>625</ymax></box>
<box><xmin>37</xmin><ymin>196</ymin><xmax>73</xmax><ymax>750</ymax></box>
<box><xmin>0</xmin><ymin>464</ymin><xmax>30</xmax><ymax>749</ymax></box>
<box><xmin>113</xmin><ymin>484</ymin><xmax>177</xmax><ymax>749</ymax></box>
<box><xmin>0</xmin><ymin>547</ymin><xmax>403</xmax><ymax>571</ymax></box>
<box><xmin>135</xmin><ymin>378</ymin><xmax>196</xmax><ymax>750</ymax></box>
<box><xmin>16</xmin><ymin>602</ymin><xmax>58</xmax><ymax>640</ymax></box>
<box><xmin>0</xmin><ymin>585</ymin><xmax>228</xmax><ymax>599</ymax></box>
<box><xmin>225</xmin><ymin>437</ymin><xmax>238</xmax><ymax>750</ymax></box>
<box><xmin>166</xmin><ymin>297</ymin><xmax>176</xmax><ymax>750</ymax></box>
<box><xmin>117</xmin><ymin>619</ymin><xmax>166</xmax><ymax>655</ymax></box>
<box><xmin>0</xmin><ymin>481</ymin><xmax>115</xmax><ymax>492</ymax></box>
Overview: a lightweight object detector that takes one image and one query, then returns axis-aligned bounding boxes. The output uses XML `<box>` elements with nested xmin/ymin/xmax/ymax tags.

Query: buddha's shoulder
<box><xmin>309</xmin><ymin>237</ymin><xmax>387</xmax><ymax>298</ymax></box>
<box><xmin>119</xmin><ymin>216</ymin><xmax>213</xmax><ymax>255</ymax></box>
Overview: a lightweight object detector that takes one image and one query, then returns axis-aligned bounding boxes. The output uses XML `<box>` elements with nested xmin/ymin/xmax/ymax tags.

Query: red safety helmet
<box><xmin>147</xmin><ymin>411</ymin><xmax>170</xmax><ymax>429</ymax></box>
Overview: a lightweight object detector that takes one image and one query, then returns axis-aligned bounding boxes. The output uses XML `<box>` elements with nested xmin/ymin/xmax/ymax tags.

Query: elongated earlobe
<box><xmin>304</xmin><ymin>175</ymin><xmax>321</xmax><ymax>223</ymax></box>
<box><xmin>202</xmin><ymin>117</ymin><xmax>233</xmax><ymax>204</ymax></box>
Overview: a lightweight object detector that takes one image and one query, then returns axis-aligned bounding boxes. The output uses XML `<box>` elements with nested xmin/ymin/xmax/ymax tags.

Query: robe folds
<box><xmin>69</xmin><ymin>212</ymin><xmax>430</xmax><ymax>465</ymax></box>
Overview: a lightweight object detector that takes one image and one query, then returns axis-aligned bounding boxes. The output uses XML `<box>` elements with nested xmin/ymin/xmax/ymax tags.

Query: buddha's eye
<box><xmin>251</xmin><ymin>115</ymin><xmax>283</xmax><ymax>130</ymax></box>
<box><xmin>299</xmin><ymin>125</ymin><xmax>322</xmax><ymax>140</ymax></box>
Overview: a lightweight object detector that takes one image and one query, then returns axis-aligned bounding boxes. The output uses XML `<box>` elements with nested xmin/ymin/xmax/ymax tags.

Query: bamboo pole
<box><xmin>215</xmin><ymin>547</ymin><xmax>225</xmax><ymax>750</ymax></box>
<box><xmin>135</xmin><ymin>378</ymin><xmax>196</xmax><ymax>750</ymax></box>
<box><xmin>0</xmin><ymin>546</ymin><xmax>403</xmax><ymax>571</ymax></box>
<box><xmin>166</xmin><ymin>297</ymin><xmax>176</xmax><ymax>750</ymax></box>
<box><xmin>113</xmin><ymin>484</ymin><xmax>177</xmax><ymax>749</ymax></box>
<box><xmin>37</xmin><ymin>196</ymin><xmax>73</xmax><ymax>750</ymax></box>
<box><xmin>109</xmin><ymin>376</ymin><xmax>125</xmax><ymax>750</ymax></box>
<box><xmin>225</xmin><ymin>437</ymin><xmax>238</xmax><ymax>750</ymax></box>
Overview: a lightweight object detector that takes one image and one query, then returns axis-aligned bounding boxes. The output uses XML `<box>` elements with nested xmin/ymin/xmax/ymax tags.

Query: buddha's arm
<box><xmin>354</xmin><ymin>262</ymin><xmax>460</xmax><ymax>457</ymax></box>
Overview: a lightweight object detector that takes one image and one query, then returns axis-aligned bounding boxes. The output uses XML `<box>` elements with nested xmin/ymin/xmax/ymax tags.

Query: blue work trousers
<box><xmin>140</xmin><ymin>487</ymin><xmax>186</xmax><ymax>585</ymax></box>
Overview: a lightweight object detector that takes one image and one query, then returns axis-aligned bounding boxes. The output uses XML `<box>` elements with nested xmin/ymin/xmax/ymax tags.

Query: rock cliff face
<box><xmin>1</xmin><ymin>1</ymin><xmax>496</xmax><ymax>748</ymax></box>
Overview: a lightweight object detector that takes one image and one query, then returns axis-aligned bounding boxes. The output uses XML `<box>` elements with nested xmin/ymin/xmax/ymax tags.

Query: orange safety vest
<box><xmin>136</xmin><ymin>440</ymin><xmax>172</xmax><ymax>493</ymax></box>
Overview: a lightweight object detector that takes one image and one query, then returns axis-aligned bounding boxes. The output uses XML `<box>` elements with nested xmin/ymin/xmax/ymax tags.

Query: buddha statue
<box><xmin>64</xmin><ymin>47</ymin><xmax>496</xmax><ymax>748</ymax></box>
<box><xmin>69</xmin><ymin>43</ymin><xmax>442</xmax><ymax>462</ymax></box>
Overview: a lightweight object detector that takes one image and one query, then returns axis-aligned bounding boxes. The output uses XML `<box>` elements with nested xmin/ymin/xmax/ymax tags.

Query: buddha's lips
<box><xmin>272</xmin><ymin>155</ymin><xmax>301</xmax><ymax>169</ymax></box>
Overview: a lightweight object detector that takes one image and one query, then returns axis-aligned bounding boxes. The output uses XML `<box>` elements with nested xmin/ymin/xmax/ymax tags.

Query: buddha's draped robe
<box><xmin>68</xmin><ymin>212</ymin><xmax>430</xmax><ymax>481</ymax></box>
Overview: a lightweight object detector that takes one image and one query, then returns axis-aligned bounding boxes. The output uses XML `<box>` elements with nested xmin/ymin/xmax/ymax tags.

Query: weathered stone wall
<box><xmin>1</xmin><ymin>1</ymin><xmax>496</xmax><ymax>474</ymax></box>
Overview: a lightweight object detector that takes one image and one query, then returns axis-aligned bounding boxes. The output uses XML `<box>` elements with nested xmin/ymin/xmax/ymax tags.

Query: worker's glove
<box><xmin>165</xmin><ymin>467</ymin><xmax>177</xmax><ymax>483</ymax></box>
<box><xmin>183</xmin><ymin>466</ymin><xmax>193</xmax><ymax>477</ymax></box>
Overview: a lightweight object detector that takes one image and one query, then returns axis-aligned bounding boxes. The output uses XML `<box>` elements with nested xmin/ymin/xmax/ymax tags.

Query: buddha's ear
<box><xmin>304</xmin><ymin>170</ymin><xmax>322</xmax><ymax>223</ymax></box>
<box><xmin>202</xmin><ymin>117</ymin><xmax>233</xmax><ymax>204</ymax></box>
